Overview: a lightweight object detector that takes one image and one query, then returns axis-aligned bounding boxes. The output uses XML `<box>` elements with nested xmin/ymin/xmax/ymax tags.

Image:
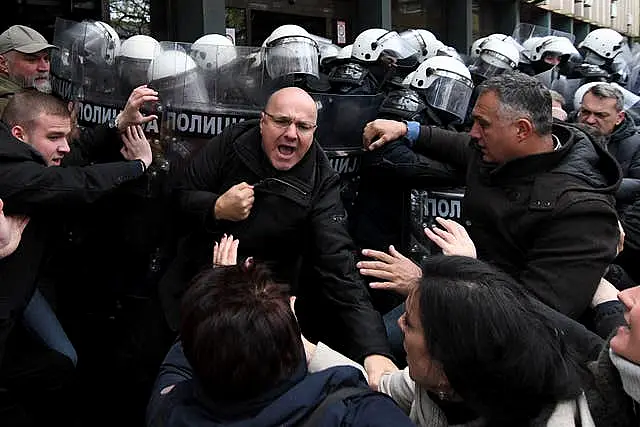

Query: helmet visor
<box><xmin>376</xmin><ymin>32</ymin><xmax>420</xmax><ymax>62</ymax></box>
<box><xmin>421</xmin><ymin>75</ymin><xmax>473</xmax><ymax>121</ymax></box>
<box><xmin>469</xmin><ymin>53</ymin><xmax>514</xmax><ymax>79</ymax></box>
<box><xmin>265</xmin><ymin>37</ymin><xmax>319</xmax><ymax>79</ymax></box>
<box><xmin>382</xmin><ymin>89</ymin><xmax>427</xmax><ymax>114</ymax></box>
<box><xmin>581</xmin><ymin>49</ymin><xmax>607</xmax><ymax>67</ymax></box>
<box><xmin>399</xmin><ymin>30</ymin><xmax>426</xmax><ymax>54</ymax></box>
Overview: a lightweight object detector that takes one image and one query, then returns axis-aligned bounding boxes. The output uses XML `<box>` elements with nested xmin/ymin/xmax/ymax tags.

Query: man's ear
<box><xmin>515</xmin><ymin>118</ymin><xmax>534</xmax><ymax>142</ymax></box>
<box><xmin>11</xmin><ymin>125</ymin><xmax>26</xmax><ymax>142</ymax></box>
<box><xmin>616</xmin><ymin>110</ymin><xmax>625</xmax><ymax>126</ymax></box>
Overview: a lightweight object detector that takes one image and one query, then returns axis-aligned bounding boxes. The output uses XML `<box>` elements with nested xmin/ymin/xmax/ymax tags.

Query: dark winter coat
<box><xmin>159</xmin><ymin>120</ymin><xmax>391</xmax><ymax>361</ymax></box>
<box><xmin>606</xmin><ymin>117</ymin><xmax>640</xmax><ymax>250</ymax></box>
<box><xmin>0</xmin><ymin>75</ymin><xmax>21</xmax><ymax>117</ymax></box>
<box><xmin>146</xmin><ymin>342</ymin><xmax>414</xmax><ymax>427</ymax></box>
<box><xmin>606</xmin><ymin>116</ymin><xmax>640</xmax><ymax>207</ymax></box>
<box><xmin>414</xmin><ymin>122</ymin><xmax>621</xmax><ymax>319</ymax></box>
<box><xmin>0</xmin><ymin>121</ymin><xmax>146</xmax><ymax>363</ymax></box>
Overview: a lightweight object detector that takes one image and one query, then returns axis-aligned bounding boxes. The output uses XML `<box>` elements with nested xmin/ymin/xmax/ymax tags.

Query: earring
<box><xmin>437</xmin><ymin>390</ymin><xmax>448</xmax><ymax>400</ymax></box>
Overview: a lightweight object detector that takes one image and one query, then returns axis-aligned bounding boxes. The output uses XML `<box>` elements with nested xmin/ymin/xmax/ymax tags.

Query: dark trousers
<box><xmin>0</xmin><ymin>324</ymin><xmax>76</xmax><ymax>427</ymax></box>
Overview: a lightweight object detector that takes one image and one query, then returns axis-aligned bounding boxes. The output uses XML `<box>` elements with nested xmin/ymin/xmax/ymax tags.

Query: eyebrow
<box><xmin>46</xmin><ymin>131</ymin><xmax>67</xmax><ymax>137</ymax></box>
<box><xmin>580</xmin><ymin>107</ymin><xmax>610</xmax><ymax>116</ymax></box>
<box><xmin>472</xmin><ymin>114</ymin><xmax>489</xmax><ymax>124</ymax></box>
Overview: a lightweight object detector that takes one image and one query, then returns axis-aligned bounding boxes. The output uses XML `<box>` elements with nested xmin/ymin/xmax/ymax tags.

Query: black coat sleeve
<box><xmin>308</xmin><ymin>173</ymin><xmax>391</xmax><ymax>362</ymax></box>
<box><xmin>175</xmin><ymin>130</ymin><xmax>229</xmax><ymax>228</ymax></box>
<box><xmin>62</xmin><ymin>124</ymin><xmax>124</xmax><ymax>166</ymax></box>
<box><xmin>0</xmin><ymin>158</ymin><xmax>144</xmax><ymax>216</ymax></box>
<box><xmin>617</xmin><ymin>143</ymin><xmax>640</xmax><ymax>203</ymax></box>
<box><xmin>413</xmin><ymin>126</ymin><xmax>473</xmax><ymax>171</ymax></box>
<box><xmin>518</xmin><ymin>198</ymin><xmax>619</xmax><ymax>319</ymax></box>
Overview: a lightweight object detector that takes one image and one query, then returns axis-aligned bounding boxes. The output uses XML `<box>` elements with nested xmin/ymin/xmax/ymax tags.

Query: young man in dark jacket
<box><xmin>160</xmin><ymin>87</ymin><xmax>395</xmax><ymax>388</ymax></box>
<box><xmin>0</xmin><ymin>89</ymin><xmax>154</xmax><ymax>425</ymax></box>
<box><xmin>361</xmin><ymin>72</ymin><xmax>621</xmax><ymax>321</ymax></box>
<box><xmin>576</xmin><ymin>83</ymin><xmax>640</xmax><ymax>285</ymax></box>
<box><xmin>148</xmin><ymin>264</ymin><xmax>413</xmax><ymax>427</ymax></box>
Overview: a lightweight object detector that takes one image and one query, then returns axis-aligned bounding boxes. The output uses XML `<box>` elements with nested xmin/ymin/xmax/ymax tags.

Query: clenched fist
<box><xmin>214</xmin><ymin>182</ymin><xmax>255</xmax><ymax>221</ymax></box>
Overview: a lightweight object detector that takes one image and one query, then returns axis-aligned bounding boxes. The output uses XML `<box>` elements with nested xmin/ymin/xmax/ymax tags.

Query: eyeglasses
<box><xmin>262</xmin><ymin>111</ymin><xmax>317</xmax><ymax>134</ymax></box>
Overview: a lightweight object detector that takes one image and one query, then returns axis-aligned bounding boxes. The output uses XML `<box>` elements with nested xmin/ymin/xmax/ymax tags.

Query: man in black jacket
<box><xmin>160</xmin><ymin>87</ymin><xmax>395</xmax><ymax>388</ymax></box>
<box><xmin>576</xmin><ymin>83</ymin><xmax>640</xmax><ymax>284</ymax></box>
<box><xmin>361</xmin><ymin>72</ymin><xmax>621</xmax><ymax>320</ymax></box>
<box><xmin>0</xmin><ymin>89</ymin><xmax>154</xmax><ymax>425</ymax></box>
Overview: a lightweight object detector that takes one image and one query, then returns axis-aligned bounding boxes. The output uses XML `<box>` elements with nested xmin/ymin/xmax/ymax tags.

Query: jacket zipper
<box><xmin>256</xmin><ymin>177</ymin><xmax>308</xmax><ymax>196</ymax></box>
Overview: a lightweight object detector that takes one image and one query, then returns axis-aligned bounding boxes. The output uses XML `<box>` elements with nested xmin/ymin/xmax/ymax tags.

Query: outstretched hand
<box><xmin>362</xmin><ymin>119</ymin><xmax>408</xmax><ymax>151</ymax></box>
<box><xmin>357</xmin><ymin>245</ymin><xmax>422</xmax><ymax>296</ymax></box>
<box><xmin>117</xmin><ymin>85</ymin><xmax>159</xmax><ymax>131</ymax></box>
<box><xmin>424</xmin><ymin>217</ymin><xmax>477</xmax><ymax>258</ymax></box>
<box><xmin>212</xmin><ymin>234</ymin><xmax>240</xmax><ymax>266</ymax></box>
<box><xmin>0</xmin><ymin>198</ymin><xmax>30</xmax><ymax>259</ymax></box>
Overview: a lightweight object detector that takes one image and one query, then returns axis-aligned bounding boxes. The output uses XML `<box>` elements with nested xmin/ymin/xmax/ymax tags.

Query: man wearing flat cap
<box><xmin>0</xmin><ymin>25</ymin><xmax>57</xmax><ymax>114</ymax></box>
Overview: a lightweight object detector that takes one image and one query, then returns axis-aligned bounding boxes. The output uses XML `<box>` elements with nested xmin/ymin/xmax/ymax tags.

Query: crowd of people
<box><xmin>0</xmin><ymin>15</ymin><xmax>639</xmax><ymax>427</ymax></box>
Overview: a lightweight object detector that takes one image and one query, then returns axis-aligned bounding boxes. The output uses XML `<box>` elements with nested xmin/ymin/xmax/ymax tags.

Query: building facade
<box><xmin>150</xmin><ymin>0</ymin><xmax>638</xmax><ymax>54</ymax></box>
<box><xmin>0</xmin><ymin>0</ymin><xmax>638</xmax><ymax>55</ymax></box>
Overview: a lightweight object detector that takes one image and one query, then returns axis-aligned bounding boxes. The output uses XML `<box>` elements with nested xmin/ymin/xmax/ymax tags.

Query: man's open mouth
<box><xmin>277</xmin><ymin>145</ymin><xmax>295</xmax><ymax>156</ymax></box>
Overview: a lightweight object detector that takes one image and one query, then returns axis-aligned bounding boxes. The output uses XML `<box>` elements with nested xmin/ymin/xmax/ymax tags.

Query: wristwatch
<box><xmin>107</xmin><ymin>115</ymin><xmax>120</xmax><ymax>130</ymax></box>
<box><xmin>135</xmin><ymin>159</ymin><xmax>147</xmax><ymax>173</ymax></box>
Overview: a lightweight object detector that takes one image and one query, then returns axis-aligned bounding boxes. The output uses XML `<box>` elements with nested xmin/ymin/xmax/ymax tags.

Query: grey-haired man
<box><xmin>0</xmin><ymin>25</ymin><xmax>57</xmax><ymax>113</ymax></box>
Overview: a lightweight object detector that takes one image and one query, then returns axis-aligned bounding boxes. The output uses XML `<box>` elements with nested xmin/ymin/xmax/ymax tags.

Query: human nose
<box><xmin>37</xmin><ymin>57</ymin><xmax>50</xmax><ymax>72</ymax></box>
<box><xmin>397</xmin><ymin>313</ymin><xmax>406</xmax><ymax>332</ymax></box>
<box><xmin>583</xmin><ymin>113</ymin><xmax>596</xmax><ymax>125</ymax></box>
<box><xmin>59</xmin><ymin>139</ymin><xmax>71</xmax><ymax>153</ymax></box>
<box><xmin>469</xmin><ymin>121</ymin><xmax>481</xmax><ymax>139</ymax></box>
<box><xmin>283</xmin><ymin>122</ymin><xmax>298</xmax><ymax>139</ymax></box>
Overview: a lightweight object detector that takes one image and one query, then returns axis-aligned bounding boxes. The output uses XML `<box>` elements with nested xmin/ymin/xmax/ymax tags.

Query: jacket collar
<box><xmin>0</xmin><ymin>120</ymin><xmax>47</xmax><ymax>165</ymax></box>
<box><xmin>0</xmin><ymin>74</ymin><xmax>22</xmax><ymax>98</ymax></box>
<box><xmin>609</xmin><ymin>116</ymin><xmax>637</xmax><ymax>144</ymax></box>
<box><xmin>232</xmin><ymin>121</ymin><xmax>316</xmax><ymax>207</ymax></box>
<box><xmin>480</xmin><ymin>122</ymin><xmax>620</xmax><ymax>192</ymax></box>
<box><xmin>192</xmin><ymin>359</ymin><xmax>308</xmax><ymax>422</ymax></box>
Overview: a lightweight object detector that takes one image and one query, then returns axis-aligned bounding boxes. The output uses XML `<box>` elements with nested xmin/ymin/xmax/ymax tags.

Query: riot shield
<box><xmin>149</xmin><ymin>42</ymin><xmax>209</xmax><ymax>112</ymax></box>
<box><xmin>613</xmin><ymin>82</ymin><xmax>640</xmax><ymax>111</ymax></box>
<box><xmin>73</xmin><ymin>20</ymin><xmax>123</xmax><ymax>106</ymax></box>
<box><xmin>208</xmin><ymin>46</ymin><xmax>268</xmax><ymax>115</ymax></box>
<box><xmin>51</xmin><ymin>18</ymin><xmax>84</xmax><ymax>101</ymax></box>
<box><xmin>549</xmin><ymin>74</ymin><xmax>582</xmax><ymax>111</ymax></box>
<box><xmin>627</xmin><ymin>43</ymin><xmax>640</xmax><ymax>94</ymax></box>
<box><xmin>406</xmin><ymin>188</ymin><xmax>466</xmax><ymax>263</ymax></box>
<box><xmin>52</xmin><ymin>19</ymin><xmax>128</xmax><ymax>132</ymax></box>
<box><xmin>313</xmin><ymin>93</ymin><xmax>385</xmax><ymax>153</ymax></box>
<box><xmin>312</xmin><ymin>93</ymin><xmax>385</xmax><ymax>211</ymax></box>
<box><xmin>148</xmin><ymin>42</ymin><xmax>265</xmax><ymax>174</ymax></box>
<box><xmin>512</xmin><ymin>23</ymin><xmax>575</xmax><ymax>46</ymax></box>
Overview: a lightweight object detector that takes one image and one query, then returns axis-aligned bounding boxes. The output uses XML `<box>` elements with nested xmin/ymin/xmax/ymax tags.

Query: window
<box><xmin>108</xmin><ymin>0</ymin><xmax>151</xmax><ymax>37</ymax></box>
<box><xmin>226</xmin><ymin>7</ymin><xmax>247</xmax><ymax>46</ymax></box>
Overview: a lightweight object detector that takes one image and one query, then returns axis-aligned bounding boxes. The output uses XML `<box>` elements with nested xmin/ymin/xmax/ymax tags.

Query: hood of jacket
<box><xmin>0</xmin><ymin>120</ymin><xmax>46</xmax><ymax>165</ymax></box>
<box><xmin>551</xmin><ymin>122</ymin><xmax>622</xmax><ymax>194</ymax></box>
<box><xmin>0</xmin><ymin>74</ymin><xmax>21</xmax><ymax>100</ymax></box>
<box><xmin>610</xmin><ymin>115</ymin><xmax>638</xmax><ymax>145</ymax></box>
<box><xmin>163</xmin><ymin>365</ymin><xmax>369</xmax><ymax>427</ymax></box>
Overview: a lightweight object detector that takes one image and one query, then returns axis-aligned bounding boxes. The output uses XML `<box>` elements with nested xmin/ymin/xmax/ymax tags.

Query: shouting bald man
<box><xmin>160</xmin><ymin>87</ymin><xmax>395</xmax><ymax>386</ymax></box>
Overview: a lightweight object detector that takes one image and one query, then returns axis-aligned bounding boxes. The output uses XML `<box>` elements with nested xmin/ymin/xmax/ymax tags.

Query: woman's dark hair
<box><xmin>180</xmin><ymin>263</ymin><xmax>304</xmax><ymax>402</ymax></box>
<box><xmin>417</xmin><ymin>256</ymin><xmax>584</xmax><ymax>426</ymax></box>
